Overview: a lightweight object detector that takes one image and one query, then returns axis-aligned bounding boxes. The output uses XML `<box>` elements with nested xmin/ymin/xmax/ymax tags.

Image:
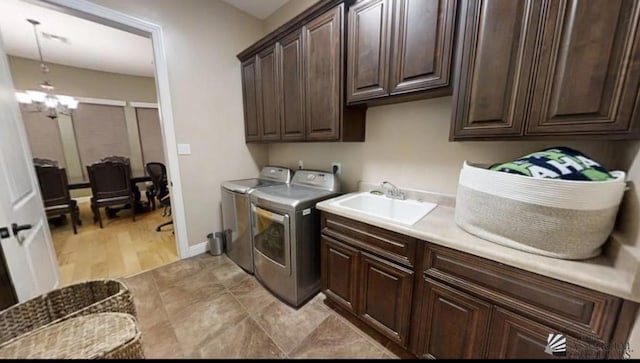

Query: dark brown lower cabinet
<box><xmin>487</xmin><ymin>307</ymin><xmax>603</xmax><ymax>359</ymax></box>
<box><xmin>319</xmin><ymin>212</ymin><xmax>637</xmax><ymax>359</ymax></box>
<box><xmin>415</xmin><ymin>277</ymin><xmax>490</xmax><ymax>359</ymax></box>
<box><xmin>358</xmin><ymin>252</ymin><xmax>413</xmax><ymax>347</ymax></box>
<box><xmin>414</xmin><ymin>278</ymin><xmax>605</xmax><ymax>359</ymax></box>
<box><xmin>320</xmin><ymin>213</ymin><xmax>417</xmax><ymax>348</ymax></box>
<box><xmin>321</xmin><ymin>236</ymin><xmax>359</xmax><ymax>314</ymax></box>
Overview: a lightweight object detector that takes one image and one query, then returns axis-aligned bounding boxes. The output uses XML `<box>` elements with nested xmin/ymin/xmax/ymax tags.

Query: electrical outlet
<box><xmin>298</xmin><ymin>160</ymin><xmax>304</xmax><ymax>170</ymax></box>
<box><xmin>331</xmin><ymin>162</ymin><xmax>342</xmax><ymax>174</ymax></box>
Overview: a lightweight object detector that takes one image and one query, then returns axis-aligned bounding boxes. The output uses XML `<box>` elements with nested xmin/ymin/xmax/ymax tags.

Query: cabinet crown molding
<box><xmin>237</xmin><ymin>0</ymin><xmax>354</xmax><ymax>61</ymax></box>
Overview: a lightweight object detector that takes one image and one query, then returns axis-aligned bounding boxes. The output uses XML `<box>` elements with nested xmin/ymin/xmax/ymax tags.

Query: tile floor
<box><xmin>124</xmin><ymin>252</ymin><xmax>416</xmax><ymax>359</ymax></box>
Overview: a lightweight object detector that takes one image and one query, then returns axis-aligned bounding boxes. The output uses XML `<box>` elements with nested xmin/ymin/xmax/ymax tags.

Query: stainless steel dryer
<box><xmin>221</xmin><ymin>166</ymin><xmax>291</xmax><ymax>273</ymax></box>
<box><xmin>250</xmin><ymin>170</ymin><xmax>340</xmax><ymax>307</ymax></box>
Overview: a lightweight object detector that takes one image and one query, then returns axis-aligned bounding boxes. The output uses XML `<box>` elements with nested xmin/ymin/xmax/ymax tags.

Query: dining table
<box><xmin>67</xmin><ymin>175</ymin><xmax>152</xmax><ymax>190</ymax></box>
<box><xmin>68</xmin><ymin>175</ymin><xmax>153</xmax><ymax>216</ymax></box>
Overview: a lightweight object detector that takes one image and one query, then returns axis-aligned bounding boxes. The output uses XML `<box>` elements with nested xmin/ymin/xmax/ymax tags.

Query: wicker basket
<box><xmin>0</xmin><ymin>279</ymin><xmax>136</xmax><ymax>345</ymax></box>
<box><xmin>0</xmin><ymin>312</ymin><xmax>144</xmax><ymax>359</ymax></box>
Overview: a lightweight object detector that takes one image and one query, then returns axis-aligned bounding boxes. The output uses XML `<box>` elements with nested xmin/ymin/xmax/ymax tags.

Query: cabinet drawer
<box><xmin>322</xmin><ymin>212</ymin><xmax>416</xmax><ymax>268</ymax></box>
<box><xmin>423</xmin><ymin>244</ymin><xmax>621</xmax><ymax>342</ymax></box>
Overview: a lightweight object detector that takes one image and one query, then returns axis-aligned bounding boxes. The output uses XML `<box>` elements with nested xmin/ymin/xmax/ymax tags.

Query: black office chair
<box><xmin>146</xmin><ymin>162</ymin><xmax>172</xmax><ymax>232</ymax></box>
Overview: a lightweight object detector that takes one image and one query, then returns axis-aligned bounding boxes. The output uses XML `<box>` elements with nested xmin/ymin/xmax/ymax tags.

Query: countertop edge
<box><xmin>316</xmin><ymin>193</ymin><xmax>640</xmax><ymax>303</ymax></box>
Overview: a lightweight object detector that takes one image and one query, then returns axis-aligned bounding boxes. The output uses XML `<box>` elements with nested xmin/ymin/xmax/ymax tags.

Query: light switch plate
<box><xmin>177</xmin><ymin>143</ymin><xmax>191</xmax><ymax>155</ymax></box>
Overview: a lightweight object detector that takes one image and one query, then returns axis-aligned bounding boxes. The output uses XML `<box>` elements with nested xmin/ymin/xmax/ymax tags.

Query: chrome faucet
<box><xmin>380</xmin><ymin>181</ymin><xmax>406</xmax><ymax>200</ymax></box>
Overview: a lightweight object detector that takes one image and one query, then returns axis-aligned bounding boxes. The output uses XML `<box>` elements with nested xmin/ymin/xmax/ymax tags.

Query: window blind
<box><xmin>136</xmin><ymin>107</ymin><xmax>165</xmax><ymax>166</ymax></box>
<box><xmin>22</xmin><ymin>111</ymin><xmax>66</xmax><ymax>168</ymax></box>
<box><xmin>72</xmin><ymin>103</ymin><xmax>131</xmax><ymax>179</ymax></box>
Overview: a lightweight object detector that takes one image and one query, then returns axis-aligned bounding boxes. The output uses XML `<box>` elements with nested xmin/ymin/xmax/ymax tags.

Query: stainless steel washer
<box><xmin>221</xmin><ymin>166</ymin><xmax>291</xmax><ymax>273</ymax></box>
<box><xmin>250</xmin><ymin>170</ymin><xmax>340</xmax><ymax>307</ymax></box>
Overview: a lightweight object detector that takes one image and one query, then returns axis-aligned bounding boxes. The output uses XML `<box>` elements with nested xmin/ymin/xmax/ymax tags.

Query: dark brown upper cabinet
<box><xmin>278</xmin><ymin>30</ymin><xmax>305</xmax><ymax>141</ymax></box>
<box><xmin>526</xmin><ymin>0</ymin><xmax>640</xmax><ymax>137</ymax></box>
<box><xmin>347</xmin><ymin>0</ymin><xmax>457</xmax><ymax>104</ymax></box>
<box><xmin>257</xmin><ymin>45</ymin><xmax>281</xmax><ymax>141</ymax></box>
<box><xmin>237</xmin><ymin>0</ymin><xmax>366</xmax><ymax>143</ymax></box>
<box><xmin>451</xmin><ymin>0</ymin><xmax>540</xmax><ymax>138</ymax></box>
<box><xmin>346</xmin><ymin>0</ymin><xmax>392</xmax><ymax>102</ymax></box>
<box><xmin>304</xmin><ymin>6</ymin><xmax>343</xmax><ymax>141</ymax></box>
<box><xmin>241</xmin><ymin>57</ymin><xmax>260</xmax><ymax>142</ymax></box>
<box><xmin>452</xmin><ymin>0</ymin><xmax>640</xmax><ymax>140</ymax></box>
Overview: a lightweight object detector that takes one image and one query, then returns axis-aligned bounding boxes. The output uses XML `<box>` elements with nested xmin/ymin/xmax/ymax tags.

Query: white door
<box><xmin>0</xmin><ymin>33</ymin><xmax>60</xmax><ymax>301</ymax></box>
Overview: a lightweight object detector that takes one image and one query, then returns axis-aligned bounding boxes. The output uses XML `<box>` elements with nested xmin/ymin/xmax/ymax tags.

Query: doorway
<box><xmin>0</xmin><ymin>0</ymin><xmax>188</xmax><ymax>286</ymax></box>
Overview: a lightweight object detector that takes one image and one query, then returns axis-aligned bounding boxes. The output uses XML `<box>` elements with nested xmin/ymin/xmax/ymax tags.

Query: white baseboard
<box><xmin>188</xmin><ymin>240</ymin><xmax>209</xmax><ymax>257</ymax></box>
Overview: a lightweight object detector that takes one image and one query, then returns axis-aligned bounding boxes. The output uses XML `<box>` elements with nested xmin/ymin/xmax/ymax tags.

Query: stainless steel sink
<box><xmin>333</xmin><ymin>192</ymin><xmax>437</xmax><ymax>226</ymax></box>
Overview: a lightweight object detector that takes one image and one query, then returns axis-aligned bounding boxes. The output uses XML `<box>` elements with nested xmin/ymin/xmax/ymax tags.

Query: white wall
<box><xmin>90</xmin><ymin>0</ymin><xmax>269</xmax><ymax>247</ymax></box>
<box><xmin>613</xmin><ymin>141</ymin><xmax>640</xmax><ymax>249</ymax></box>
<box><xmin>613</xmin><ymin>141</ymin><xmax>640</xmax><ymax>358</ymax></box>
<box><xmin>264</xmin><ymin>0</ymin><xmax>320</xmax><ymax>32</ymax></box>
<box><xmin>9</xmin><ymin>56</ymin><xmax>157</xmax><ymax>101</ymax></box>
<box><xmin>270</xmin><ymin>97</ymin><xmax>618</xmax><ymax>194</ymax></box>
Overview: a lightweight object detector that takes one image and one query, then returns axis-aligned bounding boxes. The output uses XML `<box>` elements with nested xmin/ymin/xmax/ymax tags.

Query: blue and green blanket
<box><xmin>490</xmin><ymin>147</ymin><xmax>614</xmax><ymax>181</ymax></box>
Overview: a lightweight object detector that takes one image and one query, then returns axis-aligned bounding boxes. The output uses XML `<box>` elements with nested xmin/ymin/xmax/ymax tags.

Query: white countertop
<box><xmin>316</xmin><ymin>191</ymin><xmax>640</xmax><ymax>303</ymax></box>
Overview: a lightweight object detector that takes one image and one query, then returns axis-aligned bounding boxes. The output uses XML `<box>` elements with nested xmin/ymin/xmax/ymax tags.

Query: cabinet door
<box><xmin>487</xmin><ymin>307</ymin><xmax>603</xmax><ymax>359</ymax></box>
<box><xmin>451</xmin><ymin>0</ymin><xmax>541</xmax><ymax>138</ymax></box>
<box><xmin>303</xmin><ymin>5</ymin><xmax>342</xmax><ymax>141</ymax></box>
<box><xmin>257</xmin><ymin>45</ymin><xmax>280</xmax><ymax>141</ymax></box>
<box><xmin>321</xmin><ymin>236</ymin><xmax>359</xmax><ymax>314</ymax></box>
<box><xmin>526</xmin><ymin>0</ymin><xmax>640</xmax><ymax>136</ymax></box>
<box><xmin>358</xmin><ymin>252</ymin><xmax>414</xmax><ymax>348</ymax></box>
<box><xmin>415</xmin><ymin>277</ymin><xmax>490</xmax><ymax>359</ymax></box>
<box><xmin>389</xmin><ymin>0</ymin><xmax>456</xmax><ymax>95</ymax></box>
<box><xmin>279</xmin><ymin>30</ymin><xmax>305</xmax><ymax>141</ymax></box>
<box><xmin>347</xmin><ymin>0</ymin><xmax>392</xmax><ymax>103</ymax></box>
<box><xmin>241</xmin><ymin>57</ymin><xmax>260</xmax><ymax>142</ymax></box>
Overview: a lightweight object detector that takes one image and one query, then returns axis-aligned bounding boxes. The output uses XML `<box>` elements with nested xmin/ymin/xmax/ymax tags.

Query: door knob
<box><xmin>11</xmin><ymin>223</ymin><xmax>32</xmax><ymax>237</ymax></box>
<box><xmin>0</xmin><ymin>227</ymin><xmax>9</xmax><ymax>239</ymax></box>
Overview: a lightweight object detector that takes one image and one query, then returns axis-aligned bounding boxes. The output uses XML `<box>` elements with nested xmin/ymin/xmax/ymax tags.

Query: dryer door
<box><xmin>252</xmin><ymin>205</ymin><xmax>291</xmax><ymax>275</ymax></box>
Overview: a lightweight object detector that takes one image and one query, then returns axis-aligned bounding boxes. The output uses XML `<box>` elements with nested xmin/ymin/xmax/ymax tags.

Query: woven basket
<box><xmin>0</xmin><ymin>279</ymin><xmax>136</xmax><ymax>345</ymax></box>
<box><xmin>454</xmin><ymin>161</ymin><xmax>627</xmax><ymax>259</ymax></box>
<box><xmin>0</xmin><ymin>312</ymin><xmax>144</xmax><ymax>359</ymax></box>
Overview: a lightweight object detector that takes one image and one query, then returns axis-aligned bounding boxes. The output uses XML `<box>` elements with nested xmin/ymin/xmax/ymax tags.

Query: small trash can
<box><xmin>207</xmin><ymin>232</ymin><xmax>225</xmax><ymax>256</ymax></box>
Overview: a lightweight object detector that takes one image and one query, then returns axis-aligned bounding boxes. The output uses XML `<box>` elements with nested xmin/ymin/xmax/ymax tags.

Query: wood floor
<box><xmin>50</xmin><ymin>201</ymin><xmax>179</xmax><ymax>286</ymax></box>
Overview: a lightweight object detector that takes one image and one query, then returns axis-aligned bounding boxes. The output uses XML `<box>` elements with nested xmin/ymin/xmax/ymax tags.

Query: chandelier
<box><xmin>15</xmin><ymin>19</ymin><xmax>78</xmax><ymax>119</ymax></box>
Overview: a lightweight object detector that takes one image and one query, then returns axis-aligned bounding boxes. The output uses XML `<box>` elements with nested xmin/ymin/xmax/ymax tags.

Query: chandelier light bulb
<box><xmin>44</xmin><ymin>95</ymin><xmax>59</xmax><ymax>108</ymax></box>
<box><xmin>15</xmin><ymin>92</ymin><xmax>32</xmax><ymax>104</ymax></box>
<box><xmin>15</xmin><ymin>18</ymin><xmax>79</xmax><ymax>119</ymax></box>
<box><xmin>25</xmin><ymin>90</ymin><xmax>46</xmax><ymax>103</ymax></box>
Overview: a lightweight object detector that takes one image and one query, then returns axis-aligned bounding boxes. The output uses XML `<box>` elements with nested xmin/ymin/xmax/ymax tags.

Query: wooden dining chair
<box><xmin>86</xmin><ymin>160</ymin><xmax>136</xmax><ymax>228</ymax></box>
<box><xmin>34</xmin><ymin>164</ymin><xmax>81</xmax><ymax>234</ymax></box>
<box><xmin>33</xmin><ymin>158</ymin><xmax>59</xmax><ymax>167</ymax></box>
<box><xmin>100</xmin><ymin>155</ymin><xmax>130</xmax><ymax>164</ymax></box>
